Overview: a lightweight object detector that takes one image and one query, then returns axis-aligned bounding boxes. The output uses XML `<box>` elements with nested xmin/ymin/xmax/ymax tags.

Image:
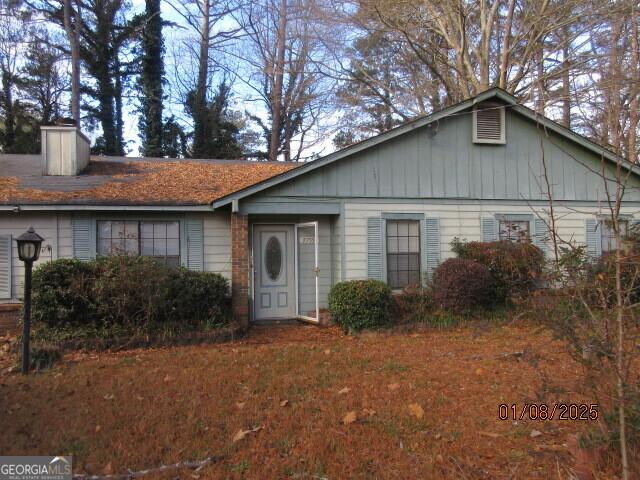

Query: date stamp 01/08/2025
<box><xmin>498</xmin><ymin>403</ymin><xmax>599</xmax><ymax>421</ymax></box>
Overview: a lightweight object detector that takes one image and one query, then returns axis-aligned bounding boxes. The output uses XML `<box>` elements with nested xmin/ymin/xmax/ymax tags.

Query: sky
<box><xmin>120</xmin><ymin>0</ymin><xmax>337</xmax><ymax>159</ymax></box>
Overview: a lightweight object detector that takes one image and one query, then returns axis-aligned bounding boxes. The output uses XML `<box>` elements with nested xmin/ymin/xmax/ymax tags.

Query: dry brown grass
<box><xmin>0</xmin><ymin>323</ymin><xmax>593</xmax><ymax>479</ymax></box>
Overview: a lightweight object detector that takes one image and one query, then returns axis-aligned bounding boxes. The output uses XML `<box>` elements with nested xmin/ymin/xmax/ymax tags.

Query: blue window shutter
<box><xmin>481</xmin><ymin>217</ymin><xmax>498</xmax><ymax>242</ymax></box>
<box><xmin>0</xmin><ymin>235</ymin><xmax>12</xmax><ymax>299</ymax></box>
<box><xmin>424</xmin><ymin>217</ymin><xmax>440</xmax><ymax>280</ymax></box>
<box><xmin>186</xmin><ymin>218</ymin><xmax>204</xmax><ymax>271</ymax></box>
<box><xmin>534</xmin><ymin>218</ymin><xmax>549</xmax><ymax>254</ymax></box>
<box><xmin>585</xmin><ymin>218</ymin><xmax>601</xmax><ymax>257</ymax></box>
<box><xmin>72</xmin><ymin>218</ymin><xmax>92</xmax><ymax>261</ymax></box>
<box><xmin>367</xmin><ymin>217</ymin><xmax>383</xmax><ymax>280</ymax></box>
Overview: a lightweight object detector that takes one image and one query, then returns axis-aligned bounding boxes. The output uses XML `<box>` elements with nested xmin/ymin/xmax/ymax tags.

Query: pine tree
<box><xmin>138</xmin><ymin>0</ymin><xmax>164</xmax><ymax>157</ymax></box>
<box><xmin>185</xmin><ymin>82</ymin><xmax>243</xmax><ymax>159</ymax></box>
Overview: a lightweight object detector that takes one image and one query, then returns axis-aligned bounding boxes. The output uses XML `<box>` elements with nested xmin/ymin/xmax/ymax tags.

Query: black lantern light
<box><xmin>15</xmin><ymin>227</ymin><xmax>44</xmax><ymax>374</ymax></box>
<box><xmin>16</xmin><ymin>227</ymin><xmax>44</xmax><ymax>263</ymax></box>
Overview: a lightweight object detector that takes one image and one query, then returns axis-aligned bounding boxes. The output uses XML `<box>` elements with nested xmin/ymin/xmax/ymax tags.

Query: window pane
<box><xmin>388</xmin><ymin>271</ymin><xmax>398</xmax><ymax>289</ymax></box>
<box><xmin>398</xmin><ymin>254</ymin><xmax>409</xmax><ymax>270</ymax></box>
<box><xmin>166</xmin><ymin>256</ymin><xmax>180</xmax><ymax>269</ymax></box>
<box><xmin>387</xmin><ymin>237</ymin><xmax>398</xmax><ymax>253</ymax></box>
<box><xmin>141</xmin><ymin>237</ymin><xmax>154</xmax><ymax>255</ymax></box>
<box><xmin>98</xmin><ymin>237</ymin><xmax>109</xmax><ymax>255</ymax></box>
<box><xmin>408</xmin><ymin>221</ymin><xmax>419</xmax><ymax>236</ymax></box>
<box><xmin>153</xmin><ymin>237</ymin><xmax>166</xmax><ymax>256</ymax></box>
<box><xmin>98</xmin><ymin>221</ymin><xmax>111</xmax><ymax>239</ymax></box>
<box><xmin>408</xmin><ymin>253</ymin><xmax>420</xmax><ymax>270</ymax></box>
<box><xmin>387</xmin><ymin>254</ymin><xmax>398</xmax><ymax>271</ymax></box>
<box><xmin>112</xmin><ymin>221</ymin><xmax>124</xmax><ymax>239</ymax></box>
<box><xmin>397</xmin><ymin>271</ymin><xmax>409</xmax><ymax>287</ymax></box>
<box><xmin>140</xmin><ymin>222</ymin><xmax>153</xmax><ymax>238</ymax></box>
<box><xmin>387</xmin><ymin>222</ymin><xmax>397</xmax><ymax>236</ymax></box>
<box><xmin>125</xmin><ymin>238</ymin><xmax>139</xmax><ymax>255</ymax></box>
<box><xmin>409</xmin><ymin>236</ymin><xmax>419</xmax><ymax>252</ymax></box>
<box><xmin>167</xmin><ymin>238</ymin><xmax>180</xmax><ymax>256</ymax></box>
<box><xmin>408</xmin><ymin>270</ymin><xmax>420</xmax><ymax>285</ymax></box>
<box><xmin>167</xmin><ymin>222</ymin><xmax>179</xmax><ymax>238</ymax></box>
<box><xmin>397</xmin><ymin>222</ymin><xmax>408</xmax><ymax>236</ymax></box>
<box><xmin>398</xmin><ymin>237</ymin><xmax>409</xmax><ymax>253</ymax></box>
<box><xmin>154</xmin><ymin>222</ymin><xmax>167</xmax><ymax>238</ymax></box>
<box><xmin>125</xmin><ymin>221</ymin><xmax>138</xmax><ymax>239</ymax></box>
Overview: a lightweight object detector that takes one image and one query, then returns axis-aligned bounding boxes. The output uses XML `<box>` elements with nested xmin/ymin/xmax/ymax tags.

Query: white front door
<box><xmin>253</xmin><ymin>225</ymin><xmax>295</xmax><ymax>320</ymax></box>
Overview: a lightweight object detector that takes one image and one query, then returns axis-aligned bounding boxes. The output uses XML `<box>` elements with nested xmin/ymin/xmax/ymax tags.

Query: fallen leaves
<box><xmin>280</xmin><ymin>399</ymin><xmax>289</xmax><ymax>407</ymax></box>
<box><xmin>232</xmin><ymin>426</ymin><xmax>263</xmax><ymax>443</ymax></box>
<box><xmin>342</xmin><ymin>411</ymin><xmax>357</xmax><ymax>425</ymax></box>
<box><xmin>0</xmin><ymin>160</ymin><xmax>298</xmax><ymax>205</ymax></box>
<box><xmin>337</xmin><ymin>387</ymin><xmax>350</xmax><ymax>395</ymax></box>
<box><xmin>387</xmin><ymin>383</ymin><xmax>400</xmax><ymax>391</ymax></box>
<box><xmin>408</xmin><ymin>403</ymin><xmax>424</xmax><ymax>419</ymax></box>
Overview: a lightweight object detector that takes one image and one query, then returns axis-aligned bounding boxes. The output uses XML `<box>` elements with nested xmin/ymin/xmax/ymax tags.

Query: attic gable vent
<box><xmin>473</xmin><ymin>103</ymin><xmax>505</xmax><ymax>144</ymax></box>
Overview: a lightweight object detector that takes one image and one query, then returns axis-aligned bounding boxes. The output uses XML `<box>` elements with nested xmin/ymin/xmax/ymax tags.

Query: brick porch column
<box><xmin>231</xmin><ymin>212</ymin><xmax>250</xmax><ymax>330</ymax></box>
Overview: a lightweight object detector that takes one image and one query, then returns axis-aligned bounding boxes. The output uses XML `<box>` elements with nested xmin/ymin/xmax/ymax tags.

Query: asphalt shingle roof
<box><xmin>0</xmin><ymin>155</ymin><xmax>298</xmax><ymax>206</ymax></box>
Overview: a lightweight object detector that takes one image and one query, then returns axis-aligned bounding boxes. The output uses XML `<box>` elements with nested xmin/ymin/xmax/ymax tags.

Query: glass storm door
<box><xmin>295</xmin><ymin>222</ymin><xmax>319</xmax><ymax>322</ymax></box>
<box><xmin>253</xmin><ymin>225</ymin><xmax>295</xmax><ymax>320</ymax></box>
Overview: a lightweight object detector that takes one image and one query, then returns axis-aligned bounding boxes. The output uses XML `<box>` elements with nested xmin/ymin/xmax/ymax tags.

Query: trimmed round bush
<box><xmin>328</xmin><ymin>279</ymin><xmax>392</xmax><ymax>332</ymax></box>
<box><xmin>168</xmin><ymin>269</ymin><xmax>231</xmax><ymax>327</ymax></box>
<box><xmin>432</xmin><ymin>258</ymin><xmax>495</xmax><ymax>314</ymax></box>
<box><xmin>451</xmin><ymin>239</ymin><xmax>544</xmax><ymax>302</ymax></box>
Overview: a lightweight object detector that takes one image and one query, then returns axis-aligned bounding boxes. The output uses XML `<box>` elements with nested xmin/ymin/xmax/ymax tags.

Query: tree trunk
<box><xmin>268</xmin><ymin>0</ymin><xmax>287</xmax><ymax>161</ymax></box>
<box><xmin>193</xmin><ymin>0</ymin><xmax>211</xmax><ymax>158</ymax></box>
<box><xmin>628</xmin><ymin>7</ymin><xmax>639</xmax><ymax>163</ymax></box>
<box><xmin>561</xmin><ymin>27</ymin><xmax>571</xmax><ymax>128</ymax></box>
<box><xmin>498</xmin><ymin>0</ymin><xmax>516</xmax><ymax>89</ymax></box>
<box><xmin>63</xmin><ymin>0</ymin><xmax>81</xmax><ymax>124</ymax></box>
<box><xmin>1</xmin><ymin>69</ymin><xmax>15</xmax><ymax>150</ymax></box>
<box><xmin>140</xmin><ymin>0</ymin><xmax>164</xmax><ymax>157</ymax></box>
<box><xmin>114</xmin><ymin>57</ymin><xmax>124</xmax><ymax>155</ymax></box>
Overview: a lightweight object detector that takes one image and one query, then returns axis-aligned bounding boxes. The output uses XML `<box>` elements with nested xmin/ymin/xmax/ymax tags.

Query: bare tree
<box><xmin>236</xmin><ymin>0</ymin><xmax>333</xmax><ymax>161</ymax></box>
<box><xmin>62</xmin><ymin>0</ymin><xmax>81</xmax><ymax>123</ymax></box>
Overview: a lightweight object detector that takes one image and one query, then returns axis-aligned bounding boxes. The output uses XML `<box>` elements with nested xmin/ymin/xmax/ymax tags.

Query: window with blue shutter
<box><xmin>481</xmin><ymin>217</ymin><xmax>498</xmax><ymax>242</ymax></box>
<box><xmin>367</xmin><ymin>217</ymin><xmax>383</xmax><ymax>280</ymax></box>
<box><xmin>585</xmin><ymin>218</ymin><xmax>601</xmax><ymax>257</ymax></box>
<box><xmin>0</xmin><ymin>235</ymin><xmax>12</xmax><ymax>299</ymax></box>
<box><xmin>185</xmin><ymin>218</ymin><xmax>204</xmax><ymax>271</ymax></box>
<box><xmin>424</xmin><ymin>217</ymin><xmax>440</xmax><ymax>280</ymax></box>
<box><xmin>72</xmin><ymin>217</ymin><xmax>93</xmax><ymax>261</ymax></box>
<box><xmin>533</xmin><ymin>217</ymin><xmax>550</xmax><ymax>255</ymax></box>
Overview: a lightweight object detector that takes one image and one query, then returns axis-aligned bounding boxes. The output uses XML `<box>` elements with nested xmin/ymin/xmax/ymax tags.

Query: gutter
<box><xmin>1</xmin><ymin>204</ymin><xmax>215</xmax><ymax>212</ymax></box>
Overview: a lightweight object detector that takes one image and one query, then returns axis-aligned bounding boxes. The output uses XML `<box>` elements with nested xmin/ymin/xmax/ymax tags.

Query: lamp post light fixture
<box><xmin>15</xmin><ymin>227</ymin><xmax>44</xmax><ymax>375</ymax></box>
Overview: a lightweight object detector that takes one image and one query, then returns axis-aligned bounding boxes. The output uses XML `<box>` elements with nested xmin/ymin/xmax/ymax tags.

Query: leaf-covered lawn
<box><xmin>0</xmin><ymin>323</ymin><xmax>590</xmax><ymax>479</ymax></box>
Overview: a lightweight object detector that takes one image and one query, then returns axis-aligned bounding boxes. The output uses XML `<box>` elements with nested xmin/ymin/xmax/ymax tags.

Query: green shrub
<box><xmin>92</xmin><ymin>255</ymin><xmax>173</xmax><ymax>327</ymax></box>
<box><xmin>328</xmin><ymin>280</ymin><xmax>392</xmax><ymax>332</ymax></box>
<box><xmin>31</xmin><ymin>256</ymin><xmax>231</xmax><ymax>339</ymax></box>
<box><xmin>168</xmin><ymin>269</ymin><xmax>231</xmax><ymax>327</ymax></box>
<box><xmin>394</xmin><ymin>285</ymin><xmax>435</xmax><ymax>323</ymax></box>
<box><xmin>451</xmin><ymin>239</ymin><xmax>544</xmax><ymax>302</ymax></box>
<box><xmin>432</xmin><ymin>258</ymin><xmax>495</xmax><ymax>314</ymax></box>
<box><xmin>32</xmin><ymin>259</ymin><xmax>96</xmax><ymax>329</ymax></box>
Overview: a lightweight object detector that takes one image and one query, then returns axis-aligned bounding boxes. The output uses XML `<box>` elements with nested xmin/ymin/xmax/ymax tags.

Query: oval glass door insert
<box><xmin>265</xmin><ymin>236</ymin><xmax>282</xmax><ymax>280</ymax></box>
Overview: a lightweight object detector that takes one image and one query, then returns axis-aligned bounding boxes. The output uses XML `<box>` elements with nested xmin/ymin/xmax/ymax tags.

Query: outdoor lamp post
<box><xmin>16</xmin><ymin>227</ymin><xmax>44</xmax><ymax>375</ymax></box>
